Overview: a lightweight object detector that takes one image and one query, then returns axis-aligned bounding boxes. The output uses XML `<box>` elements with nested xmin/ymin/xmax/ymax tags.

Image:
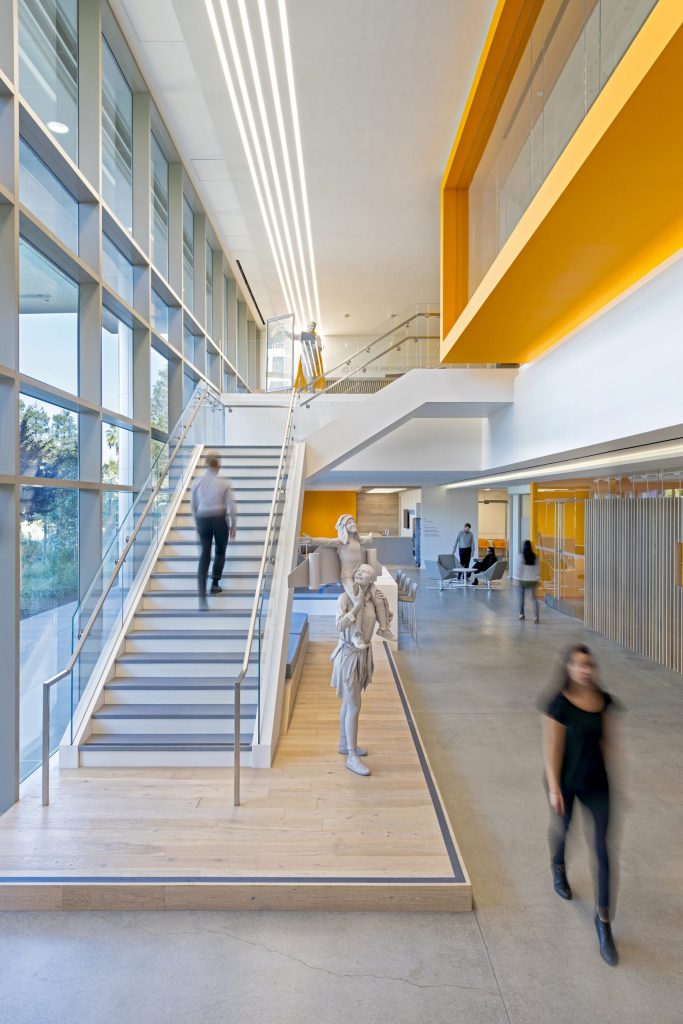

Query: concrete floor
<box><xmin>1</xmin><ymin>578</ymin><xmax>682</xmax><ymax>1024</ymax></box>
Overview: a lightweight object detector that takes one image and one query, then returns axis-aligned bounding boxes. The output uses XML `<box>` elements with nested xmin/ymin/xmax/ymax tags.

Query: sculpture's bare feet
<box><xmin>376</xmin><ymin>628</ymin><xmax>394</xmax><ymax>640</ymax></box>
<box><xmin>352</xmin><ymin>633</ymin><xmax>368</xmax><ymax>650</ymax></box>
<box><xmin>338</xmin><ymin>746</ymin><xmax>367</xmax><ymax>756</ymax></box>
<box><xmin>346</xmin><ymin>753</ymin><xmax>371</xmax><ymax>776</ymax></box>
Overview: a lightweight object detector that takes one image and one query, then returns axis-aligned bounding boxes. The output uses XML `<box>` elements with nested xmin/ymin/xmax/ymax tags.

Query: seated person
<box><xmin>469</xmin><ymin>546</ymin><xmax>497</xmax><ymax>586</ymax></box>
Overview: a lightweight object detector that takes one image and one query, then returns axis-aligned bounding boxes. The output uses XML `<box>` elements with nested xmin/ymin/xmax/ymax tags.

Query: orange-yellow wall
<box><xmin>301</xmin><ymin>491</ymin><xmax>357</xmax><ymax>538</ymax></box>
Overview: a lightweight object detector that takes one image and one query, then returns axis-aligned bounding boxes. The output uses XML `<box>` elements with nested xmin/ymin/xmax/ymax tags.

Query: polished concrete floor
<box><xmin>1</xmin><ymin>578</ymin><xmax>682</xmax><ymax>1024</ymax></box>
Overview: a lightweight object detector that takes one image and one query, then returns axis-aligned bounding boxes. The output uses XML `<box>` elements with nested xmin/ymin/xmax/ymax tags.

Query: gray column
<box><xmin>193</xmin><ymin>212</ymin><xmax>206</xmax><ymax>330</ymax></box>
<box><xmin>78</xmin><ymin>0</ymin><xmax>102</xmax><ymax>190</ymax></box>
<box><xmin>167</xmin><ymin>163</ymin><xmax>183</xmax><ymax>298</ymax></box>
<box><xmin>132</xmin><ymin>92</ymin><xmax>151</xmax><ymax>254</ymax></box>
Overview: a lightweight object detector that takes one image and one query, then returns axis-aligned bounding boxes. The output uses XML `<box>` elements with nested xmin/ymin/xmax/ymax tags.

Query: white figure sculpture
<box><xmin>301</xmin><ymin>514</ymin><xmax>394</xmax><ymax>647</ymax></box>
<box><xmin>331</xmin><ymin>563</ymin><xmax>383</xmax><ymax>776</ymax></box>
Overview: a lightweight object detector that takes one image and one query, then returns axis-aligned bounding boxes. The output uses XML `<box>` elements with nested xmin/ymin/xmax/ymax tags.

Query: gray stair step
<box><xmin>128</xmin><ymin>629</ymin><xmax>250</xmax><ymax>640</ymax></box>
<box><xmin>79</xmin><ymin>734</ymin><xmax>253</xmax><ymax>751</ymax></box>
<box><xmin>106</xmin><ymin>677</ymin><xmax>258</xmax><ymax>690</ymax></box>
<box><xmin>133</xmin><ymin>610</ymin><xmax>251</xmax><ymax>621</ymax></box>
<box><xmin>116</xmin><ymin>652</ymin><xmax>258</xmax><ymax>663</ymax></box>
<box><xmin>150</xmin><ymin>572</ymin><xmax>259</xmax><ymax>580</ymax></box>
<box><xmin>93</xmin><ymin>704</ymin><xmax>240</xmax><ymax>719</ymax></box>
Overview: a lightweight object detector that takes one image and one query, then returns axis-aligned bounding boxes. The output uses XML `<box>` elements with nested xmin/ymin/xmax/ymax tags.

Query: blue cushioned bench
<box><xmin>283</xmin><ymin>612</ymin><xmax>309</xmax><ymax>731</ymax></box>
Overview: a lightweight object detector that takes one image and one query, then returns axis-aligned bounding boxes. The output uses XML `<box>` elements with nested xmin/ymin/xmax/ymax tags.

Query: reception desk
<box><xmin>366</xmin><ymin>535</ymin><xmax>414</xmax><ymax>565</ymax></box>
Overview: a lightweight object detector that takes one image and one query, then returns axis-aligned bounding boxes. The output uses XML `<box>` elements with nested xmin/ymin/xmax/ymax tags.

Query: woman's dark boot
<box><xmin>595</xmin><ymin>914</ymin><xmax>619</xmax><ymax>966</ymax></box>
<box><xmin>551</xmin><ymin>863</ymin><xmax>572</xmax><ymax>900</ymax></box>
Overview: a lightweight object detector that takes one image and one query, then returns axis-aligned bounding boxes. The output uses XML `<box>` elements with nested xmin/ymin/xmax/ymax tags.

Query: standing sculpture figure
<box><xmin>331</xmin><ymin>563</ymin><xmax>383</xmax><ymax>776</ymax></box>
<box><xmin>303</xmin><ymin>514</ymin><xmax>394</xmax><ymax>647</ymax></box>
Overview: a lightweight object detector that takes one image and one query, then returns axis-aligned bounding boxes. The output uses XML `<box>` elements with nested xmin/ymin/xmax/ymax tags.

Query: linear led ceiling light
<box><xmin>258</xmin><ymin>0</ymin><xmax>314</xmax><ymax>322</ymax></box>
<box><xmin>444</xmin><ymin>439</ymin><xmax>683</xmax><ymax>490</ymax></box>
<box><xmin>204</xmin><ymin>0</ymin><xmax>294</xmax><ymax>318</ymax></box>
<box><xmin>235</xmin><ymin>0</ymin><xmax>306</xmax><ymax>325</ymax></box>
<box><xmin>278</xmin><ymin>0</ymin><xmax>322</xmax><ymax>327</ymax></box>
<box><xmin>216</xmin><ymin>0</ymin><xmax>298</xmax><ymax>317</ymax></box>
<box><xmin>366</xmin><ymin>487</ymin><xmax>407</xmax><ymax>494</ymax></box>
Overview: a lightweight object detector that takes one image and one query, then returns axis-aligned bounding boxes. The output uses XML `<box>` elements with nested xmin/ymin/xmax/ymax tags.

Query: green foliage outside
<box><xmin>19</xmin><ymin>398</ymin><xmax>79</xmax><ymax>619</ymax></box>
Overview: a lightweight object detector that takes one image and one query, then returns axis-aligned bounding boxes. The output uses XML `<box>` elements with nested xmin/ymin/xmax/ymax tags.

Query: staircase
<box><xmin>78</xmin><ymin>445</ymin><xmax>281</xmax><ymax>766</ymax></box>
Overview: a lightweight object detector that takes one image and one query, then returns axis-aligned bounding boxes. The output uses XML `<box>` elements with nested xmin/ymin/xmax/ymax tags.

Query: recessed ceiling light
<box><xmin>366</xmin><ymin>487</ymin><xmax>406</xmax><ymax>494</ymax></box>
<box><xmin>47</xmin><ymin>121</ymin><xmax>69</xmax><ymax>134</ymax></box>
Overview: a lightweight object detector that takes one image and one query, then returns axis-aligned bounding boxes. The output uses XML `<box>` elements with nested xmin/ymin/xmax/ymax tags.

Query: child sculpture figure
<box><xmin>331</xmin><ymin>563</ymin><xmax>384</xmax><ymax>776</ymax></box>
<box><xmin>303</xmin><ymin>514</ymin><xmax>394</xmax><ymax>648</ymax></box>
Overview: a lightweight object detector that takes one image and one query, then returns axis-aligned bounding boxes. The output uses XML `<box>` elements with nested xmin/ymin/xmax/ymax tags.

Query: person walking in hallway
<box><xmin>453</xmin><ymin>522</ymin><xmax>475</xmax><ymax>568</ymax></box>
<box><xmin>515</xmin><ymin>539</ymin><xmax>540</xmax><ymax>621</ymax></box>
<box><xmin>191</xmin><ymin>453</ymin><xmax>237</xmax><ymax>610</ymax></box>
<box><xmin>541</xmin><ymin>643</ymin><xmax>620</xmax><ymax>966</ymax></box>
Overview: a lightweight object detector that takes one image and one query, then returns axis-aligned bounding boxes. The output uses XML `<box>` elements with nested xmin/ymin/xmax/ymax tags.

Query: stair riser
<box><xmin>92</xmin><ymin>718</ymin><xmax>255</xmax><ymax>735</ymax></box>
<box><xmin>103</xmin><ymin>689</ymin><xmax>256</xmax><ymax>705</ymax></box>
<box><xmin>174</xmin><ymin>514</ymin><xmax>270</xmax><ymax>529</ymax></box>
<box><xmin>180</xmin><ymin>501</ymin><xmax>272</xmax><ymax>515</ymax></box>
<box><xmin>162</xmin><ymin>542</ymin><xmax>264</xmax><ymax>557</ymax></box>
<box><xmin>132</xmin><ymin>614</ymin><xmax>250</xmax><ymax>631</ymax></box>
<box><xmin>125</xmin><ymin>637</ymin><xmax>249</xmax><ymax>654</ymax></box>
<box><xmin>79</xmin><ymin>750</ymin><xmax>246</xmax><ymax>767</ymax></box>
<box><xmin>168</xmin><ymin>528</ymin><xmax>268</xmax><ymax>541</ymax></box>
<box><xmin>147</xmin><ymin>576</ymin><xmax>257</xmax><ymax>592</ymax></box>
<box><xmin>113</xmin><ymin>662</ymin><xmax>258</xmax><ymax>678</ymax></box>
<box><xmin>141</xmin><ymin>595</ymin><xmax>254</xmax><ymax>611</ymax></box>
<box><xmin>155</xmin><ymin>558</ymin><xmax>262</xmax><ymax>573</ymax></box>
<box><xmin>193</xmin><ymin>469</ymin><xmax>278</xmax><ymax>480</ymax></box>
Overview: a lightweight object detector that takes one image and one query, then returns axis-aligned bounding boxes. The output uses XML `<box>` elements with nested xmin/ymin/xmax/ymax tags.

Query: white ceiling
<box><xmin>109</xmin><ymin>0</ymin><xmax>496</xmax><ymax>336</ymax></box>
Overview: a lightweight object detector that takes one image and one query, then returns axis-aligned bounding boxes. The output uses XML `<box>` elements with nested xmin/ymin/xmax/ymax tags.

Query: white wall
<box><xmin>222</xmin><ymin>394</ymin><xmax>289</xmax><ymax>446</ymax></box>
<box><xmin>420</xmin><ymin>485</ymin><xmax>479</xmax><ymax>564</ymax></box>
<box><xmin>338</xmin><ymin>418</ymin><xmax>483</xmax><ymax>473</ymax></box>
<box><xmin>484</xmin><ymin>253</ymin><xmax>683</xmax><ymax>469</ymax></box>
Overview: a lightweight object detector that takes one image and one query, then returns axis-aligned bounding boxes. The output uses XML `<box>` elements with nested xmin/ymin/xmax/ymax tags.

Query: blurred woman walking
<box><xmin>541</xmin><ymin>643</ymin><xmax>620</xmax><ymax>966</ymax></box>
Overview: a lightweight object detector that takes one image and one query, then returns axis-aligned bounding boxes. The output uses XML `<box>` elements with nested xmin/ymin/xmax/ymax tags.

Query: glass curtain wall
<box><xmin>151</xmin><ymin>134</ymin><xmax>169</xmax><ymax>278</ymax></box>
<box><xmin>2</xmin><ymin>0</ymin><xmax>254</xmax><ymax>798</ymax></box>
<box><xmin>183</xmin><ymin>196</ymin><xmax>194</xmax><ymax>311</ymax></box>
<box><xmin>18</xmin><ymin>0</ymin><xmax>79</xmax><ymax>161</ymax></box>
<box><xmin>468</xmin><ymin>0</ymin><xmax>658</xmax><ymax>295</ymax></box>
<box><xmin>102</xmin><ymin>37</ymin><xmax>133</xmax><ymax>230</ymax></box>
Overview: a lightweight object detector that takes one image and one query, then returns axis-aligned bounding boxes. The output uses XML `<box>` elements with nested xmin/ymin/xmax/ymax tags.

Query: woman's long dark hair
<box><xmin>522</xmin><ymin>540</ymin><xmax>536</xmax><ymax>565</ymax></box>
<box><xmin>538</xmin><ymin>643</ymin><xmax>598</xmax><ymax>710</ymax></box>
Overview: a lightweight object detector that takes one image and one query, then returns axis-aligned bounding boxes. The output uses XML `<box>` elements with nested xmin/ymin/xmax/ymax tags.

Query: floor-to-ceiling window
<box><xmin>1</xmin><ymin>0</ymin><xmax>254</xmax><ymax>806</ymax></box>
<box><xmin>18</xmin><ymin>0</ymin><xmax>79</xmax><ymax>162</ymax></box>
<box><xmin>102</xmin><ymin>37</ymin><xmax>133</xmax><ymax>230</ymax></box>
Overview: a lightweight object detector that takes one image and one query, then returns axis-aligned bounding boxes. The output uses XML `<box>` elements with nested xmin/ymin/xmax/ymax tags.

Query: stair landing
<box><xmin>0</xmin><ymin>626</ymin><xmax>470</xmax><ymax>912</ymax></box>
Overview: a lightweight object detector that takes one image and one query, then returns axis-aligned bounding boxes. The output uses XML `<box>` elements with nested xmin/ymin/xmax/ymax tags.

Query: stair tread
<box><xmin>95</xmin><ymin>704</ymin><xmax>245</xmax><ymax>718</ymax></box>
<box><xmin>128</xmin><ymin>629</ymin><xmax>250</xmax><ymax>639</ymax></box>
<box><xmin>134</xmin><ymin>610</ymin><xmax>250</xmax><ymax>618</ymax></box>
<box><xmin>107</xmin><ymin>678</ymin><xmax>258</xmax><ymax>688</ymax></box>
<box><xmin>116</xmin><ymin>652</ymin><xmax>258</xmax><ymax>663</ymax></box>
<box><xmin>80</xmin><ymin>734</ymin><xmax>253</xmax><ymax>750</ymax></box>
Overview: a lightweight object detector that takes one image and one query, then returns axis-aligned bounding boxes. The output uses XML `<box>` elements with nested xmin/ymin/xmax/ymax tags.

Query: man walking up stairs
<box><xmin>191</xmin><ymin>453</ymin><xmax>238</xmax><ymax>610</ymax></box>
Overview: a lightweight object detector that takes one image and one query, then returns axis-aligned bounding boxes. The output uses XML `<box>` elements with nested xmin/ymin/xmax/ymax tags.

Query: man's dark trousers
<box><xmin>196</xmin><ymin>515</ymin><xmax>229</xmax><ymax>596</ymax></box>
<box><xmin>459</xmin><ymin>546</ymin><xmax>472</xmax><ymax>568</ymax></box>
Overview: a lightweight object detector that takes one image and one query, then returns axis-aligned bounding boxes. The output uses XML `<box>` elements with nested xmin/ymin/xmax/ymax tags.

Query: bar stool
<box><xmin>398</xmin><ymin>580</ymin><xmax>418</xmax><ymax>642</ymax></box>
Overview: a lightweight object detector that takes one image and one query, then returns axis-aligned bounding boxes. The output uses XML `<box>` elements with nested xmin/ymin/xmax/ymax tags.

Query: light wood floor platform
<box><xmin>0</xmin><ymin>620</ymin><xmax>470</xmax><ymax>911</ymax></box>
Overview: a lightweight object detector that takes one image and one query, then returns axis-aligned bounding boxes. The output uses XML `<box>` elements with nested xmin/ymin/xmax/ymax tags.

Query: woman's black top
<box><xmin>545</xmin><ymin>690</ymin><xmax>614</xmax><ymax>793</ymax></box>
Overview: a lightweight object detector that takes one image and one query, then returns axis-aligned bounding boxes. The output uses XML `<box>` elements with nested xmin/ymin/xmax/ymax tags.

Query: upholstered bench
<box><xmin>282</xmin><ymin>612</ymin><xmax>309</xmax><ymax>731</ymax></box>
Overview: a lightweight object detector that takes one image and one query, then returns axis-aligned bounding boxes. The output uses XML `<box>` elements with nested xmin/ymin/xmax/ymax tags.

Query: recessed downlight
<box><xmin>47</xmin><ymin>121</ymin><xmax>69</xmax><ymax>134</ymax></box>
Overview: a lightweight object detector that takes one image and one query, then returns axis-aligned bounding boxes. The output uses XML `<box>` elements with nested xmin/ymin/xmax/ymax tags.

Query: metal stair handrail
<box><xmin>300</xmin><ymin>330</ymin><xmax>439</xmax><ymax>408</ymax></box>
<box><xmin>41</xmin><ymin>381</ymin><xmax>221</xmax><ymax>805</ymax></box>
<box><xmin>309</xmin><ymin>306</ymin><xmax>440</xmax><ymax>388</ymax></box>
<box><xmin>232</xmin><ymin>384</ymin><xmax>298</xmax><ymax>806</ymax></box>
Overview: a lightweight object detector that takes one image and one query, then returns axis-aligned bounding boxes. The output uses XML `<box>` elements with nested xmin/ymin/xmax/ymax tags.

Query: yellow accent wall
<box><xmin>301</xmin><ymin>492</ymin><xmax>357</xmax><ymax>538</ymax></box>
<box><xmin>440</xmin><ymin>0</ymin><xmax>683</xmax><ymax>364</ymax></box>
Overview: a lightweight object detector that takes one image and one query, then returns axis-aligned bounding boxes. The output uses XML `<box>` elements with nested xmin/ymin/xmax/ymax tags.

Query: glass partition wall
<box><xmin>0</xmin><ymin>0</ymin><xmax>263</xmax><ymax>805</ymax></box>
<box><xmin>468</xmin><ymin>0</ymin><xmax>658</xmax><ymax>294</ymax></box>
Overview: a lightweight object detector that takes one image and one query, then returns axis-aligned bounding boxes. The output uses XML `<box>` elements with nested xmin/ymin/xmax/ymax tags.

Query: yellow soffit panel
<box><xmin>441</xmin><ymin>0</ymin><xmax>683</xmax><ymax>366</ymax></box>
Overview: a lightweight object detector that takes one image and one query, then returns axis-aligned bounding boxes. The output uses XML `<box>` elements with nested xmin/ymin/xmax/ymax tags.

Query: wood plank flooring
<box><xmin>0</xmin><ymin>619</ymin><xmax>470</xmax><ymax>910</ymax></box>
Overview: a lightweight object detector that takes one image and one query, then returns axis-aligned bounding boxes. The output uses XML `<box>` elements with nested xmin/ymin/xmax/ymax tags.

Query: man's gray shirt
<box><xmin>191</xmin><ymin>469</ymin><xmax>237</xmax><ymax>522</ymax></box>
<box><xmin>453</xmin><ymin>530</ymin><xmax>474</xmax><ymax>553</ymax></box>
